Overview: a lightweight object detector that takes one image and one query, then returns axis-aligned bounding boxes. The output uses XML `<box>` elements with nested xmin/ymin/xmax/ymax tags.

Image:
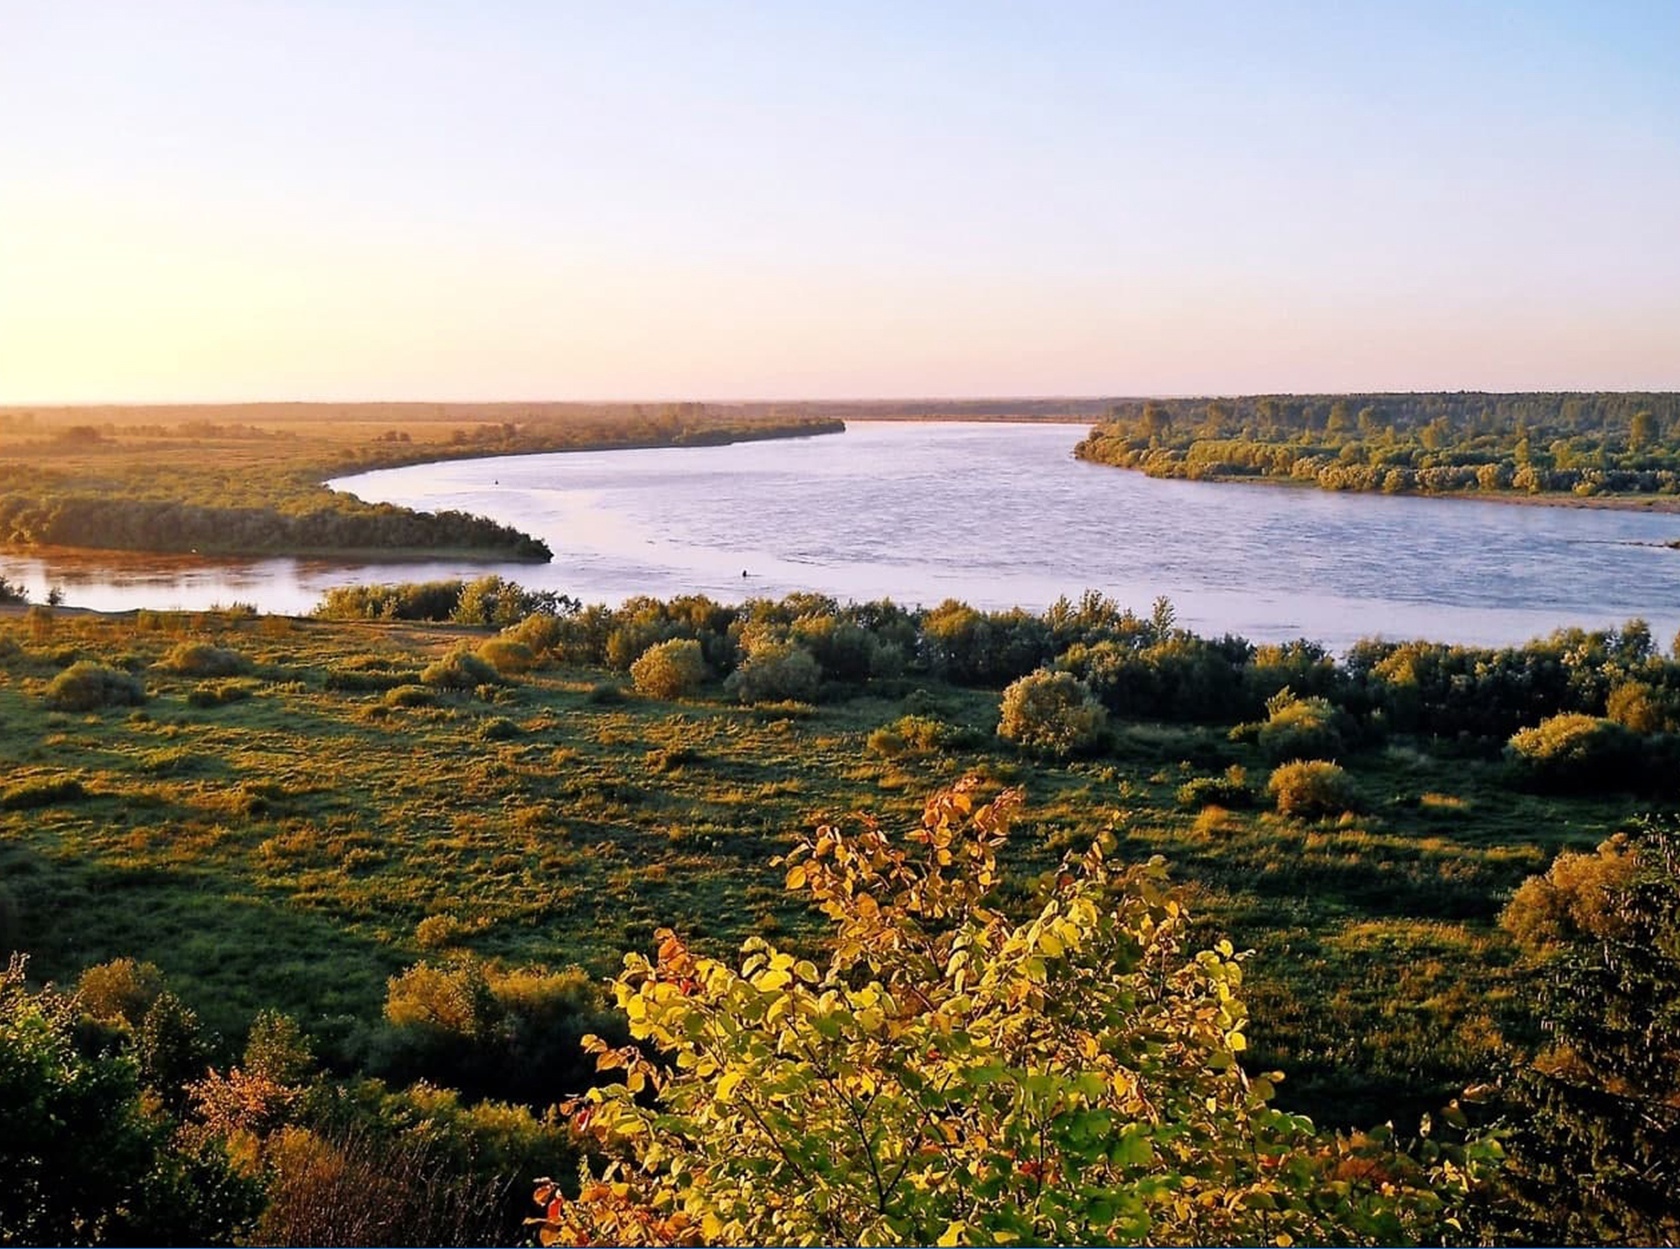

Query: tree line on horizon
<box><xmin>1077</xmin><ymin>391</ymin><xmax>1680</xmax><ymax>498</ymax></box>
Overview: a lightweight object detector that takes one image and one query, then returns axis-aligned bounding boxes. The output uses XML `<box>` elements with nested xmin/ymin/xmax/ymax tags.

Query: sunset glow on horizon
<box><xmin>3</xmin><ymin>1</ymin><xmax>1678</xmax><ymax>404</ymax></box>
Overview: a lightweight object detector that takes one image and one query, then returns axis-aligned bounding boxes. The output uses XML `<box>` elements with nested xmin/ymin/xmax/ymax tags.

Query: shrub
<box><xmin>1175</xmin><ymin>766</ymin><xmax>1253</xmax><ymax>810</ymax></box>
<box><xmin>585</xmin><ymin>681</ymin><xmax>626</xmax><ymax>705</ymax></box>
<box><xmin>724</xmin><ymin>640</ymin><xmax>822</xmax><ymax>704</ymax></box>
<box><xmin>867</xmin><ymin>714</ymin><xmax>951</xmax><ymax>759</ymax></box>
<box><xmin>384</xmin><ymin>683</ymin><xmax>438</xmax><ymax>709</ymax></box>
<box><xmin>155</xmin><ymin>641</ymin><xmax>249</xmax><ymax>678</ymax></box>
<box><xmin>420</xmin><ymin>647</ymin><xmax>503</xmax><ymax>692</ymax></box>
<box><xmin>1256</xmin><ymin>689</ymin><xmax>1344</xmax><ymax>763</ymax></box>
<box><xmin>630</xmin><ymin>639</ymin><xmax>708</xmax><ymax>700</ymax></box>
<box><xmin>504</xmin><ymin>611</ymin><xmax>566</xmax><ymax>657</ymax></box>
<box><xmin>0</xmin><ymin>958</ymin><xmax>262</xmax><ymax>1245</ymax></box>
<box><xmin>75</xmin><ymin>958</ymin><xmax>166</xmax><ymax>1027</ymax></box>
<box><xmin>1605</xmin><ymin>681</ymin><xmax>1667</xmax><ymax>733</ymax></box>
<box><xmin>313</xmin><ymin>580</ymin><xmax>464</xmax><ymax>622</ymax></box>
<box><xmin>1507</xmin><ymin>713</ymin><xmax>1639</xmax><ymax>792</ymax></box>
<box><xmin>43</xmin><ymin>661</ymin><xmax>146</xmax><ymax>711</ymax></box>
<box><xmin>186</xmin><ymin>680</ymin><xmax>254</xmax><ymax>708</ymax></box>
<box><xmin>476</xmin><ymin>638</ymin><xmax>535</xmax><ymax>676</ymax></box>
<box><xmin>536</xmin><ymin>782</ymin><xmax>1496</xmax><ymax>1248</ymax></box>
<box><xmin>478</xmin><ymin>716</ymin><xmax>520</xmax><ymax>742</ymax></box>
<box><xmin>1269</xmin><ymin>760</ymin><xmax>1358</xmax><ymax>818</ymax></box>
<box><xmin>996</xmin><ymin>669</ymin><xmax>1106</xmax><ymax>756</ymax></box>
<box><xmin>416</xmin><ymin>914</ymin><xmax>472</xmax><ymax>950</ymax></box>
<box><xmin>1499</xmin><ymin>833</ymin><xmax>1640</xmax><ymax>954</ymax></box>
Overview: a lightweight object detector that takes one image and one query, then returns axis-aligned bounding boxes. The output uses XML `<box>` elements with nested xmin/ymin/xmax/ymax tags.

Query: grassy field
<box><xmin>0</xmin><ymin>403</ymin><xmax>843</xmax><ymax>559</ymax></box>
<box><xmin>0</xmin><ymin>603</ymin><xmax>1644</xmax><ymax>1128</ymax></box>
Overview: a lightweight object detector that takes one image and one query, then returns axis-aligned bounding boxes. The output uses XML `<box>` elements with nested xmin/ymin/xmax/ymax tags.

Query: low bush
<box><xmin>43</xmin><ymin>661</ymin><xmax>146</xmax><ymax>711</ymax></box>
<box><xmin>478</xmin><ymin>716</ymin><xmax>520</xmax><ymax>742</ymax></box>
<box><xmin>155</xmin><ymin>641</ymin><xmax>249</xmax><ymax>678</ymax></box>
<box><xmin>1257</xmin><ymin>689</ymin><xmax>1344</xmax><ymax>763</ymax></box>
<box><xmin>585</xmin><ymin>681</ymin><xmax>626</xmax><ymax>705</ymax></box>
<box><xmin>867</xmin><ymin>714</ymin><xmax>951</xmax><ymax>759</ymax></box>
<box><xmin>1175</xmin><ymin>766</ymin><xmax>1253</xmax><ymax>810</ymax></box>
<box><xmin>384</xmin><ymin>684</ymin><xmax>438</xmax><ymax>709</ymax></box>
<box><xmin>1269</xmin><ymin>760</ymin><xmax>1358</xmax><ymax>818</ymax></box>
<box><xmin>313</xmin><ymin>581</ymin><xmax>464</xmax><ymax>622</ymax></box>
<box><xmin>1507</xmin><ymin>713</ymin><xmax>1640</xmax><ymax>792</ymax></box>
<box><xmin>630</xmin><ymin>639</ymin><xmax>707</xmax><ymax>700</ymax></box>
<box><xmin>477</xmin><ymin>638</ymin><xmax>536</xmax><ymax>676</ymax></box>
<box><xmin>996</xmin><ymin>669</ymin><xmax>1106</xmax><ymax>757</ymax></box>
<box><xmin>186</xmin><ymin>680</ymin><xmax>254</xmax><ymax>708</ymax></box>
<box><xmin>420</xmin><ymin>647</ymin><xmax>504</xmax><ymax>692</ymax></box>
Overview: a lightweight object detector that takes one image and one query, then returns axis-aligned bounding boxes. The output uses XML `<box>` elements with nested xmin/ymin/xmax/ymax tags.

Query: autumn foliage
<box><xmin>531</xmin><ymin>781</ymin><xmax>1496</xmax><ymax>1247</ymax></box>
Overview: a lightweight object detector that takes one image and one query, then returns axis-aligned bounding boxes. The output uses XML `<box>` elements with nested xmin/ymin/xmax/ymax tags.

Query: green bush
<box><xmin>313</xmin><ymin>580</ymin><xmax>464</xmax><ymax>622</ymax></box>
<box><xmin>630</xmin><ymin>639</ymin><xmax>708</xmax><ymax>700</ymax></box>
<box><xmin>43</xmin><ymin>661</ymin><xmax>146</xmax><ymax>711</ymax></box>
<box><xmin>725</xmin><ymin>640</ymin><xmax>822</xmax><ymax>704</ymax></box>
<box><xmin>476</xmin><ymin>637</ymin><xmax>535</xmax><ymax>676</ymax></box>
<box><xmin>384</xmin><ymin>683</ymin><xmax>438</xmax><ymax>709</ymax></box>
<box><xmin>1268</xmin><ymin>760</ymin><xmax>1358</xmax><ymax>818</ymax></box>
<box><xmin>478</xmin><ymin>716</ymin><xmax>520</xmax><ymax>742</ymax></box>
<box><xmin>186</xmin><ymin>680</ymin><xmax>254</xmax><ymax>709</ymax></box>
<box><xmin>1507</xmin><ymin>713</ymin><xmax>1640</xmax><ymax>792</ymax></box>
<box><xmin>420</xmin><ymin>647</ymin><xmax>503</xmax><ymax>692</ymax></box>
<box><xmin>867</xmin><ymin>714</ymin><xmax>951</xmax><ymax>759</ymax></box>
<box><xmin>1256</xmin><ymin>689</ymin><xmax>1344</xmax><ymax>763</ymax></box>
<box><xmin>154</xmin><ymin>642</ymin><xmax>249</xmax><ymax>678</ymax></box>
<box><xmin>1175</xmin><ymin>766</ymin><xmax>1253</xmax><ymax>810</ymax></box>
<box><xmin>996</xmin><ymin>669</ymin><xmax>1106</xmax><ymax>756</ymax></box>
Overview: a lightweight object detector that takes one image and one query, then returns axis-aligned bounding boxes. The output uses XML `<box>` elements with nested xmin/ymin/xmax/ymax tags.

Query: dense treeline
<box><xmin>464</xmin><ymin>586</ymin><xmax>1680</xmax><ymax>769</ymax></box>
<box><xmin>0</xmin><ymin>494</ymin><xmax>553</xmax><ymax>560</ymax></box>
<box><xmin>1077</xmin><ymin>391</ymin><xmax>1680</xmax><ymax>499</ymax></box>
<box><xmin>0</xmin><ymin>404</ymin><xmax>842</xmax><ymax>560</ymax></box>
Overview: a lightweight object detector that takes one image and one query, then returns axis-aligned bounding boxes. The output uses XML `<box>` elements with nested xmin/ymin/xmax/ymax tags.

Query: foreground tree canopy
<box><xmin>535</xmin><ymin>781</ymin><xmax>1498</xmax><ymax>1247</ymax></box>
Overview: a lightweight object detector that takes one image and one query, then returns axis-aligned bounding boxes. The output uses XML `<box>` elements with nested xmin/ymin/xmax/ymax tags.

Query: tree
<box><xmin>1494</xmin><ymin>819</ymin><xmax>1680</xmax><ymax>1244</ymax></box>
<box><xmin>0</xmin><ymin>956</ymin><xmax>259</xmax><ymax>1245</ymax></box>
<box><xmin>534</xmin><ymin>782</ymin><xmax>1496</xmax><ymax>1247</ymax></box>
<box><xmin>995</xmin><ymin>669</ymin><xmax>1106</xmax><ymax>756</ymax></box>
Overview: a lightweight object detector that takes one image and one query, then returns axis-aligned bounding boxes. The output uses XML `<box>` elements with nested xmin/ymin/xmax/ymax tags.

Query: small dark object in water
<box><xmin>742</xmin><ymin>569</ymin><xmax>748</xmax><ymax>578</ymax></box>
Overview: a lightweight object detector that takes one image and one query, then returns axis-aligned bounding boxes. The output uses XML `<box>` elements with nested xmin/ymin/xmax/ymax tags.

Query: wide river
<box><xmin>8</xmin><ymin>421</ymin><xmax>1680</xmax><ymax>652</ymax></box>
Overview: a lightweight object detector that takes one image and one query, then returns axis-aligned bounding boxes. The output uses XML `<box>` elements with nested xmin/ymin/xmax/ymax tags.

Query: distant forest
<box><xmin>1077</xmin><ymin>392</ymin><xmax>1680</xmax><ymax>499</ymax></box>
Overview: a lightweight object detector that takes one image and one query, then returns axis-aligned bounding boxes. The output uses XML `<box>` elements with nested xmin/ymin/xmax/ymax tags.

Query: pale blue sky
<box><xmin>2</xmin><ymin>2</ymin><xmax>1677</xmax><ymax>401</ymax></box>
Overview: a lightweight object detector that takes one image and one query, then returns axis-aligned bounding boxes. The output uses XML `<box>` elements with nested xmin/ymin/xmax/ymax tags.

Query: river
<box><xmin>6</xmin><ymin>421</ymin><xmax>1680</xmax><ymax>652</ymax></box>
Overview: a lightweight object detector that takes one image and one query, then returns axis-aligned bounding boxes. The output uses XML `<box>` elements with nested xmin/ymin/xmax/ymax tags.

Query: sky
<box><xmin>2</xmin><ymin>1</ymin><xmax>1678</xmax><ymax>403</ymax></box>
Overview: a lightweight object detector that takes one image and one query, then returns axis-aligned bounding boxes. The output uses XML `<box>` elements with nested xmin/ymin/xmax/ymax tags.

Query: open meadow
<box><xmin>0</xmin><ymin>595</ymin><xmax>1652</xmax><ymax>1129</ymax></box>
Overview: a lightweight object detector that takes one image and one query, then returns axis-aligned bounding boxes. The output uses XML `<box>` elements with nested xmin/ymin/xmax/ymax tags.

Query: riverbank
<box><xmin>1154</xmin><ymin>466</ymin><xmax>1680</xmax><ymax>515</ymax></box>
<box><xmin>0</xmin><ymin>403</ymin><xmax>844</xmax><ymax>562</ymax></box>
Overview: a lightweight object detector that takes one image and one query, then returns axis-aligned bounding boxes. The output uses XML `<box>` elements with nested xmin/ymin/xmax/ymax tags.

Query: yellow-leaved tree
<box><xmin>533</xmin><ymin>780</ymin><xmax>1497</xmax><ymax>1247</ymax></box>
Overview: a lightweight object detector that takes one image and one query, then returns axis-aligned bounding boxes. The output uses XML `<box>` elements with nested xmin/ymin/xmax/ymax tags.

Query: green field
<box><xmin>0</xmin><ymin>601</ymin><xmax>1644</xmax><ymax>1129</ymax></box>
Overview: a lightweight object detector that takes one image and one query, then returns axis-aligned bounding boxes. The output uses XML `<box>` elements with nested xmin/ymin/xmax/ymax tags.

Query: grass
<box><xmin>0</xmin><ymin>403</ymin><xmax>843</xmax><ymax>560</ymax></box>
<box><xmin>0</xmin><ymin>607</ymin><xmax>1650</xmax><ymax>1127</ymax></box>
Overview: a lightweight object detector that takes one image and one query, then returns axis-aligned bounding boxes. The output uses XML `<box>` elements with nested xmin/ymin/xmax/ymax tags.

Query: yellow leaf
<box><xmin>785</xmin><ymin>864</ymin><xmax>808</xmax><ymax>889</ymax></box>
<box><xmin>937</xmin><ymin>1221</ymin><xmax>966</xmax><ymax>1246</ymax></box>
<box><xmin>716</xmin><ymin>1069</ymin><xmax>744</xmax><ymax>1102</ymax></box>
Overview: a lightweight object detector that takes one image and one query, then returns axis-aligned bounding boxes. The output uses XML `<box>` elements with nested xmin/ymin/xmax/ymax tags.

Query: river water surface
<box><xmin>8</xmin><ymin>421</ymin><xmax>1680</xmax><ymax>652</ymax></box>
